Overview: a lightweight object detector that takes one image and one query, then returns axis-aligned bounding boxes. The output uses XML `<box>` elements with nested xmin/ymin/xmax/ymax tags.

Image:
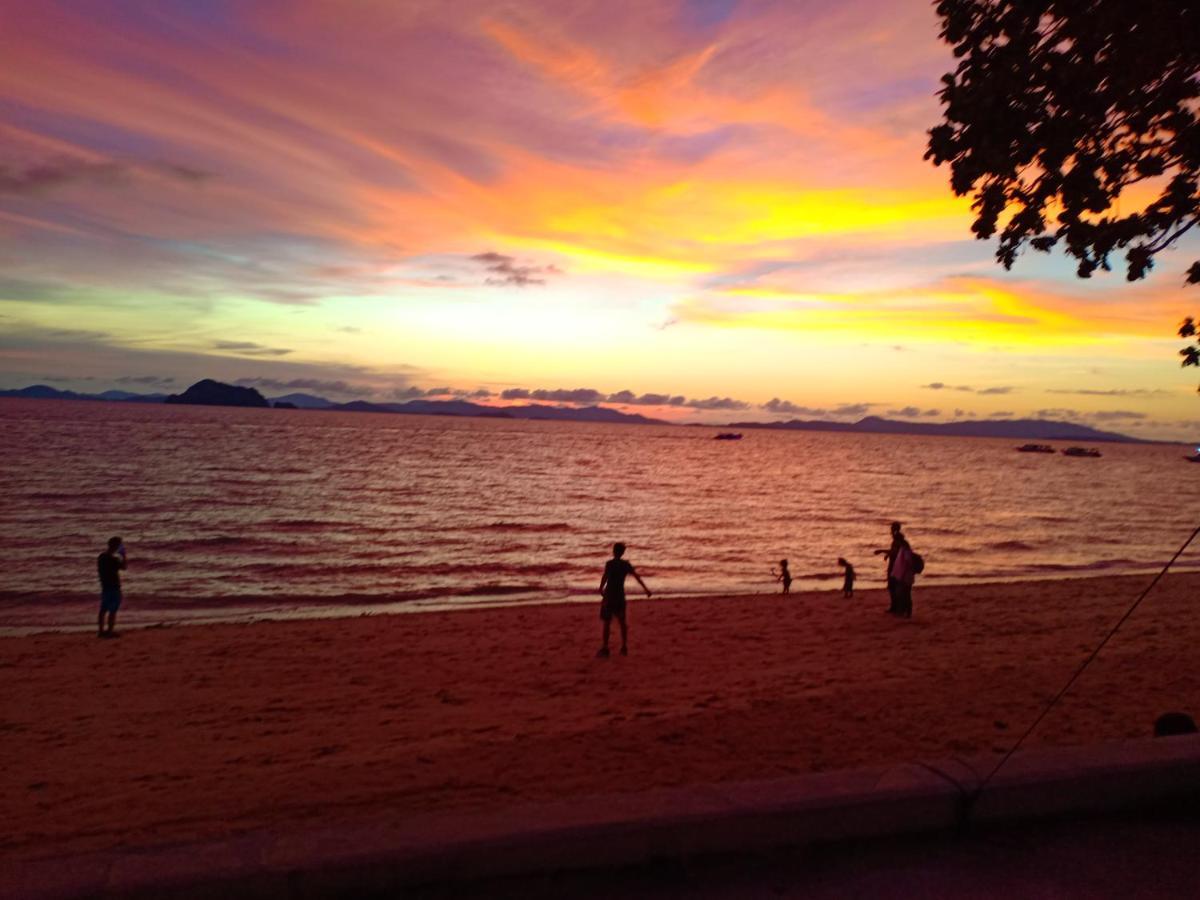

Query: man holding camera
<box><xmin>97</xmin><ymin>536</ymin><xmax>127</xmax><ymax>638</ymax></box>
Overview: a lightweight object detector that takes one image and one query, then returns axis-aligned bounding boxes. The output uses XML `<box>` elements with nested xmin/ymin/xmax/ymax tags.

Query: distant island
<box><xmin>0</xmin><ymin>380</ymin><xmax>1154</xmax><ymax>442</ymax></box>
<box><xmin>0</xmin><ymin>384</ymin><xmax>170</xmax><ymax>403</ymax></box>
<box><xmin>328</xmin><ymin>397</ymin><xmax>665</xmax><ymax>425</ymax></box>
<box><xmin>0</xmin><ymin>380</ymin><xmax>664</xmax><ymax>426</ymax></box>
<box><xmin>164</xmin><ymin>379</ymin><xmax>269</xmax><ymax>408</ymax></box>
<box><xmin>725</xmin><ymin>414</ymin><xmax>1143</xmax><ymax>443</ymax></box>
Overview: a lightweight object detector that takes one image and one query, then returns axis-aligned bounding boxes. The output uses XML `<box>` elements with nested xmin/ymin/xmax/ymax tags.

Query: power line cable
<box><xmin>964</xmin><ymin>522</ymin><xmax>1200</xmax><ymax>817</ymax></box>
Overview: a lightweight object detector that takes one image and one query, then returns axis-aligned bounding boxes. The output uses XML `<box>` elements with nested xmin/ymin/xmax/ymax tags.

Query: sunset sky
<box><xmin>1</xmin><ymin>0</ymin><xmax>1197</xmax><ymax>437</ymax></box>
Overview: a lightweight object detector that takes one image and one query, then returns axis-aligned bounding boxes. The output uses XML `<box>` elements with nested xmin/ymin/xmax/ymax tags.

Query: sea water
<box><xmin>2</xmin><ymin>398</ymin><xmax>1198</xmax><ymax>629</ymax></box>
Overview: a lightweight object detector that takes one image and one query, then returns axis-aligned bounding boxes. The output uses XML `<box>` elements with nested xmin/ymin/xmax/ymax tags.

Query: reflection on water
<box><xmin>2</xmin><ymin>398</ymin><xmax>1198</xmax><ymax>627</ymax></box>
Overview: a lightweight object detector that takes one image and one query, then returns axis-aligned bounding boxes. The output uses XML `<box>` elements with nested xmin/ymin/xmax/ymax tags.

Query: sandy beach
<box><xmin>4</xmin><ymin>573</ymin><xmax>1199</xmax><ymax>864</ymax></box>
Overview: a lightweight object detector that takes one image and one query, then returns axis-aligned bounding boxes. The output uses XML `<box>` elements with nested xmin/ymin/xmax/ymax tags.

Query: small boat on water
<box><xmin>714</xmin><ymin>432</ymin><xmax>743</xmax><ymax>441</ymax></box>
<box><xmin>1016</xmin><ymin>443</ymin><xmax>1055</xmax><ymax>453</ymax></box>
<box><xmin>1062</xmin><ymin>446</ymin><xmax>1102</xmax><ymax>458</ymax></box>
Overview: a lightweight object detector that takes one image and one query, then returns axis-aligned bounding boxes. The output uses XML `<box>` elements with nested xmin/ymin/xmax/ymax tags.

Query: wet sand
<box><xmin>4</xmin><ymin>573</ymin><xmax>1199</xmax><ymax>863</ymax></box>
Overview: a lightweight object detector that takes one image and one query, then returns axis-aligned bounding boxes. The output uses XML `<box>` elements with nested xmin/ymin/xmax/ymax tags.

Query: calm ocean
<box><xmin>3</xmin><ymin>398</ymin><xmax>1198</xmax><ymax>630</ymax></box>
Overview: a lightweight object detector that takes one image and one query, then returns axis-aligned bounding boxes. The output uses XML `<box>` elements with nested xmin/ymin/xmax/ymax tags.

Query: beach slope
<box><xmin>4</xmin><ymin>573</ymin><xmax>1199</xmax><ymax>863</ymax></box>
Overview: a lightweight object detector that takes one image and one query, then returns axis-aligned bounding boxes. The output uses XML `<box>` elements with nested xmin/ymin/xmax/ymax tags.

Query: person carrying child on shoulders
<box><xmin>890</xmin><ymin>534</ymin><xmax>923</xmax><ymax>618</ymax></box>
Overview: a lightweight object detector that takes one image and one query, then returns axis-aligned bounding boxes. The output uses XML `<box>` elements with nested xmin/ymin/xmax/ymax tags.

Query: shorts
<box><xmin>599</xmin><ymin>596</ymin><xmax>626</xmax><ymax>621</ymax></box>
<box><xmin>100</xmin><ymin>585</ymin><xmax>122</xmax><ymax>613</ymax></box>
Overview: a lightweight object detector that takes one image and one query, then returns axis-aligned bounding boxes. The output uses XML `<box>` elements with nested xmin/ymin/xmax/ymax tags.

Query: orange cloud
<box><xmin>2</xmin><ymin>0</ymin><xmax>1192</xmax><ymax>438</ymax></box>
<box><xmin>673</xmin><ymin>275</ymin><xmax>1187</xmax><ymax>348</ymax></box>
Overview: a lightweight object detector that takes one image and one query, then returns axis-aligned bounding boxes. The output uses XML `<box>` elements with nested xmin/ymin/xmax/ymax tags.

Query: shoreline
<box><xmin>5</xmin><ymin>571</ymin><xmax>1199</xmax><ymax>864</ymax></box>
<box><xmin>4</xmin><ymin>567</ymin><xmax>1199</xmax><ymax>637</ymax></box>
<box><xmin>2</xmin><ymin>394</ymin><xmax>1180</xmax><ymax>444</ymax></box>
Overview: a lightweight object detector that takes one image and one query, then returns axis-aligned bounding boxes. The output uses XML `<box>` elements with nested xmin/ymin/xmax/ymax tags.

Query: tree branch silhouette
<box><xmin>925</xmin><ymin>0</ymin><xmax>1200</xmax><ymax>386</ymax></box>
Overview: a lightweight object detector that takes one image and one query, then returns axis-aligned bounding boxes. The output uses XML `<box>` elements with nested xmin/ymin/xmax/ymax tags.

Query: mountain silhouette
<box><xmin>727</xmin><ymin>415</ymin><xmax>1140</xmax><ymax>443</ymax></box>
<box><xmin>268</xmin><ymin>392</ymin><xmax>335</xmax><ymax>408</ymax></box>
<box><xmin>164</xmin><ymin>379</ymin><xmax>269</xmax><ymax>408</ymax></box>
<box><xmin>0</xmin><ymin>381</ymin><xmax>1154</xmax><ymax>441</ymax></box>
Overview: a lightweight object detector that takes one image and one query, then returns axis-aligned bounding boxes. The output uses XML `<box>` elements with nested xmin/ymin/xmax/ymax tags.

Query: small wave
<box><xmin>988</xmin><ymin>540</ymin><xmax>1036</xmax><ymax>552</ymax></box>
<box><xmin>217</xmin><ymin>558</ymin><xmax>578</xmax><ymax>581</ymax></box>
<box><xmin>255</xmin><ymin>518</ymin><xmax>394</xmax><ymax>535</ymax></box>
<box><xmin>120</xmin><ymin>556</ymin><xmax>183</xmax><ymax>571</ymax></box>
<box><xmin>795</xmin><ymin>570</ymin><xmax>850</xmax><ymax>581</ymax></box>
<box><xmin>226</xmin><ymin>560</ymin><xmax>398</xmax><ymax>577</ymax></box>
<box><xmin>150</xmin><ymin>535</ymin><xmax>260</xmax><ymax>551</ymax></box>
<box><xmin>472</xmin><ymin>522</ymin><xmax>576</xmax><ymax>533</ymax></box>
<box><xmin>26</xmin><ymin>491</ymin><xmax>108</xmax><ymax>501</ymax></box>
<box><xmin>179</xmin><ymin>496</ymin><xmax>263</xmax><ymax>508</ymax></box>
<box><xmin>0</xmin><ymin>590</ymin><xmax>97</xmax><ymax>608</ymax></box>
<box><xmin>257</xmin><ymin>518</ymin><xmax>334</xmax><ymax>531</ymax></box>
<box><xmin>343</xmin><ymin>547</ymin><xmax>424</xmax><ymax>561</ymax></box>
<box><xmin>917</xmin><ymin>525</ymin><xmax>971</xmax><ymax>537</ymax></box>
<box><xmin>459</xmin><ymin>583</ymin><xmax>548</xmax><ymax>597</ymax></box>
<box><xmin>1026</xmin><ymin>557</ymin><xmax>1149</xmax><ymax>573</ymax></box>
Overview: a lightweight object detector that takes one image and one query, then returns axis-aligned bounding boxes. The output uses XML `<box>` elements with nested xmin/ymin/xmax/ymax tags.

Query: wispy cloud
<box><xmin>675</xmin><ymin>273</ymin><xmax>1185</xmax><ymax>349</ymax></box>
<box><xmin>501</xmin><ymin>387</ymin><xmax>605</xmax><ymax>403</ymax></box>
<box><xmin>1089</xmin><ymin>410</ymin><xmax>1149</xmax><ymax>421</ymax></box>
<box><xmin>498</xmin><ymin>386</ymin><xmax>749</xmax><ymax>410</ymax></box>
<box><xmin>471</xmin><ymin>252</ymin><xmax>562</xmax><ymax>287</ymax></box>
<box><xmin>213</xmin><ymin>341</ymin><xmax>292</xmax><ymax>357</ymax></box>
<box><xmin>0</xmin><ymin>158</ymin><xmax>126</xmax><ymax>195</ymax></box>
<box><xmin>607</xmin><ymin>390</ymin><xmax>688</xmax><ymax>407</ymax></box>
<box><xmin>47</xmin><ymin>328</ymin><xmax>109</xmax><ymax>341</ymax></box>
<box><xmin>236</xmin><ymin>377</ymin><xmax>376</xmax><ymax>397</ymax></box>
<box><xmin>923</xmin><ymin>382</ymin><xmax>973</xmax><ymax>392</ymax></box>
<box><xmin>761</xmin><ymin>397</ymin><xmax>826</xmax><ymax>416</ymax></box>
<box><xmin>832</xmin><ymin>403</ymin><xmax>873</xmax><ymax>418</ymax></box>
<box><xmin>760</xmin><ymin>398</ymin><xmax>877</xmax><ymax>419</ymax></box>
<box><xmin>923</xmin><ymin>381</ymin><xmax>1014</xmax><ymax>394</ymax></box>
<box><xmin>887</xmin><ymin>406</ymin><xmax>941</xmax><ymax>418</ymax></box>
<box><xmin>393</xmin><ymin>385</ymin><xmax>495</xmax><ymax>400</ymax></box>
<box><xmin>1045</xmin><ymin>388</ymin><xmax>1169</xmax><ymax>396</ymax></box>
<box><xmin>688</xmin><ymin>396</ymin><xmax>750</xmax><ymax>411</ymax></box>
<box><xmin>1035</xmin><ymin>407</ymin><xmax>1149</xmax><ymax>424</ymax></box>
<box><xmin>115</xmin><ymin>374</ymin><xmax>175</xmax><ymax>386</ymax></box>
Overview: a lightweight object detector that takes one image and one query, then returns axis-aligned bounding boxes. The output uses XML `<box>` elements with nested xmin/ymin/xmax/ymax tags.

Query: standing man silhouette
<box><xmin>97</xmin><ymin>536</ymin><xmax>126</xmax><ymax>638</ymax></box>
<box><xmin>891</xmin><ymin>533</ymin><xmax>918</xmax><ymax>618</ymax></box>
<box><xmin>597</xmin><ymin>542</ymin><xmax>651</xmax><ymax>657</ymax></box>
<box><xmin>874</xmin><ymin>521</ymin><xmax>903</xmax><ymax>614</ymax></box>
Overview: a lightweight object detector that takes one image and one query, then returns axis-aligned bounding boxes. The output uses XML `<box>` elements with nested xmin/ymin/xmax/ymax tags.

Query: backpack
<box><xmin>911</xmin><ymin>552</ymin><xmax>925</xmax><ymax>575</ymax></box>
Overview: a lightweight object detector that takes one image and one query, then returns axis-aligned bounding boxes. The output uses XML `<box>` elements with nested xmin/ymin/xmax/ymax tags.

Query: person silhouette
<box><xmin>773</xmin><ymin>559</ymin><xmax>792</xmax><ymax>594</ymax></box>
<box><xmin>890</xmin><ymin>533</ymin><xmax>917</xmax><ymax>618</ymax></box>
<box><xmin>97</xmin><ymin>536</ymin><xmax>126</xmax><ymax>638</ymax></box>
<box><xmin>597</xmin><ymin>542</ymin><xmax>650</xmax><ymax>657</ymax></box>
<box><xmin>838</xmin><ymin>558</ymin><xmax>856</xmax><ymax>598</ymax></box>
<box><xmin>874</xmin><ymin>521</ymin><xmax>904</xmax><ymax>613</ymax></box>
